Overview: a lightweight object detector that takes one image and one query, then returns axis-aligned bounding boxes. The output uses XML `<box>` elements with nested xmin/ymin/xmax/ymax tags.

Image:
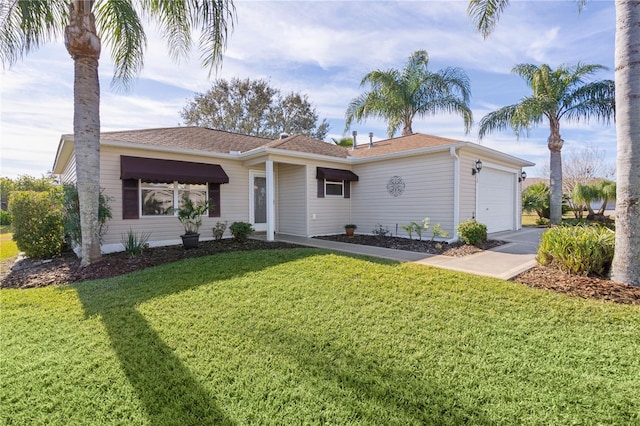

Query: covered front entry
<box><xmin>476</xmin><ymin>167</ymin><xmax>516</xmax><ymax>233</ymax></box>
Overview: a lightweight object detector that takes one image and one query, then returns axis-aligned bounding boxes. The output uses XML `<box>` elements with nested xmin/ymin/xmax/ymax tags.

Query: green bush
<box><xmin>0</xmin><ymin>209</ymin><xmax>10</xmax><ymax>226</ymax></box>
<box><xmin>8</xmin><ymin>190</ymin><xmax>65</xmax><ymax>258</ymax></box>
<box><xmin>537</xmin><ymin>225</ymin><xmax>615</xmax><ymax>276</ymax></box>
<box><xmin>62</xmin><ymin>184</ymin><xmax>112</xmax><ymax>247</ymax></box>
<box><xmin>457</xmin><ymin>220</ymin><xmax>487</xmax><ymax>246</ymax></box>
<box><xmin>229</xmin><ymin>221</ymin><xmax>254</xmax><ymax>241</ymax></box>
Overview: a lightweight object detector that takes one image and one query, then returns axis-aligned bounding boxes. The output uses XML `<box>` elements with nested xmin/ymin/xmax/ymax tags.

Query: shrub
<box><xmin>537</xmin><ymin>225</ymin><xmax>615</xmax><ymax>276</ymax></box>
<box><xmin>8</xmin><ymin>190</ymin><xmax>64</xmax><ymax>258</ymax></box>
<box><xmin>121</xmin><ymin>229</ymin><xmax>151</xmax><ymax>256</ymax></box>
<box><xmin>229</xmin><ymin>221</ymin><xmax>254</xmax><ymax>241</ymax></box>
<box><xmin>0</xmin><ymin>209</ymin><xmax>10</xmax><ymax>226</ymax></box>
<box><xmin>212</xmin><ymin>221</ymin><xmax>227</xmax><ymax>240</ymax></box>
<box><xmin>457</xmin><ymin>220</ymin><xmax>487</xmax><ymax>246</ymax></box>
<box><xmin>371</xmin><ymin>223</ymin><xmax>390</xmax><ymax>239</ymax></box>
<box><xmin>62</xmin><ymin>184</ymin><xmax>112</xmax><ymax>248</ymax></box>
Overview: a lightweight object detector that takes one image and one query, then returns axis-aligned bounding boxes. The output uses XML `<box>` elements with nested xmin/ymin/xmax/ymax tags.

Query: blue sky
<box><xmin>0</xmin><ymin>1</ymin><xmax>617</xmax><ymax>179</ymax></box>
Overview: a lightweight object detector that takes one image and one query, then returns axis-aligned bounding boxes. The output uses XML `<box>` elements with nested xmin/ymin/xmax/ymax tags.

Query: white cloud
<box><xmin>0</xmin><ymin>0</ymin><xmax>617</xmax><ymax>179</ymax></box>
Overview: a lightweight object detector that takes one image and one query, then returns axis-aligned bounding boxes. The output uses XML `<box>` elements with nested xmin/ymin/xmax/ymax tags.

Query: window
<box><xmin>123</xmin><ymin>179</ymin><xmax>221</xmax><ymax>220</ymax></box>
<box><xmin>324</xmin><ymin>179</ymin><xmax>344</xmax><ymax>197</ymax></box>
<box><xmin>141</xmin><ymin>181</ymin><xmax>208</xmax><ymax>217</ymax></box>
<box><xmin>316</xmin><ymin>167</ymin><xmax>358</xmax><ymax>199</ymax></box>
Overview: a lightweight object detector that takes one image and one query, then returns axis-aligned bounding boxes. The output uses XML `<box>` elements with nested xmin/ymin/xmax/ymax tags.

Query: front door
<box><xmin>250</xmin><ymin>171</ymin><xmax>267</xmax><ymax>231</ymax></box>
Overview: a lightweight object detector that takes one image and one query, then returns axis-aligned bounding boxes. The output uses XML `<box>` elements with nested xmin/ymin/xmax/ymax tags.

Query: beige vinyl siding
<box><xmin>306</xmin><ymin>160</ymin><xmax>352</xmax><ymax>236</ymax></box>
<box><xmin>276</xmin><ymin>164</ymin><xmax>307</xmax><ymax>236</ymax></box>
<box><xmin>60</xmin><ymin>155</ymin><xmax>77</xmax><ymax>184</ymax></box>
<box><xmin>99</xmin><ymin>146</ymin><xmax>250</xmax><ymax>249</ymax></box>
<box><xmin>458</xmin><ymin>153</ymin><xmax>478</xmax><ymax>223</ymax></box>
<box><xmin>351</xmin><ymin>152</ymin><xmax>455</xmax><ymax>238</ymax></box>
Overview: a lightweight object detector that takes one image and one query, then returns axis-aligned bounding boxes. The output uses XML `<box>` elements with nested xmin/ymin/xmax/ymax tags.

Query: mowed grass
<box><xmin>0</xmin><ymin>226</ymin><xmax>18</xmax><ymax>261</ymax></box>
<box><xmin>1</xmin><ymin>248</ymin><xmax>639</xmax><ymax>425</ymax></box>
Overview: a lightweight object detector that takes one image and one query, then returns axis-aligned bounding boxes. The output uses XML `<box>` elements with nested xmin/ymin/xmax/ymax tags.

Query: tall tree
<box><xmin>468</xmin><ymin>0</ymin><xmax>639</xmax><ymax>286</ymax></box>
<box><xmin>344</xmin><ymin>50</ymin><xmax>472</xmax><ymax>138</ymax></box>
<box><xmin>477</xmin><ymin>63</ymin><xmax>615</xmax><ymax>225</ymax></box>
<box><xmin>1</xmin><ymin>0</ymin><xmax>235</xmax><ymax>266</ymax></box>
<box><xmin>181</xmin><ymin>77</ymin><xmax>330</xmax><ymax>140</ymax></box>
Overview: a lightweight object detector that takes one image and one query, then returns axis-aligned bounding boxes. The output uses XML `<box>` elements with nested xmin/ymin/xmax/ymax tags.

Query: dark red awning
<box><xmin>120</xmin><ymin>156</ymin><xmax>229</xmax><ymax>184</ymax></box>
<box><xmin>316</xmin><ymin>167</ymin><xmax>359</xmax><ymax>182</ymax></box>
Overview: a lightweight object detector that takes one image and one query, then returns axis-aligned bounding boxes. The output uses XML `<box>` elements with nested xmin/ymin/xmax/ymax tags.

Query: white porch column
<box><xmin>266</xmin><ymin>160</ymin><xmax>275</xmax><ymax>241</ymax></box>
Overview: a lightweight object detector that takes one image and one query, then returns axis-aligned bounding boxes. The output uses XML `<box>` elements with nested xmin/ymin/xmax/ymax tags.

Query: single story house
<box><xmin>52</xmin><ymin>127</ymin><xmax>534</xmax><ymax>253</ymax></box>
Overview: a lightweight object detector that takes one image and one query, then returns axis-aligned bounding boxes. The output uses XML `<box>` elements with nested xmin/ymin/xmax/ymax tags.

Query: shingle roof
<box><xmin>261</xmin><ymin>134</ymin><xmax>349</xmax><ymax>158</ymax></box>
<box><xmin>97</xmin><ymin>127</ymin><xmax>271</xmax><ymax>154</ymax></box>
<box><xmin>347</xmin><ymin>133</ymin><xmax>462</xmax><ymax>158</ymax></box>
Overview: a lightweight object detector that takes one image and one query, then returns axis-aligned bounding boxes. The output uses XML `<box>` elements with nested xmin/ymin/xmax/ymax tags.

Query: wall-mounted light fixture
<box><xmin>471</xmin><ymin>159</ymin><xmax>483</xmax><ymax>175</ymax></box>
<box><xmin>519</xmin><ymin>170</ymin><xmax>527</xmax><ymax>182</ymax></box>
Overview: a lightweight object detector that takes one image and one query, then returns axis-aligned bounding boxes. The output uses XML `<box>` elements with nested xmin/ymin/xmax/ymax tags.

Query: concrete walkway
<box><xmin>273</xmin><ymin>227</ymin><xmax>545</xmax><ymax>280</ymax></box>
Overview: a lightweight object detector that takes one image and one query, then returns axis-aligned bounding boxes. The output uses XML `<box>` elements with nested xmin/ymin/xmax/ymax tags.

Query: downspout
<box><xmin>449</xmin><ymin>147</ymin><xmax>460</xmax><ymax>242</ymax></box>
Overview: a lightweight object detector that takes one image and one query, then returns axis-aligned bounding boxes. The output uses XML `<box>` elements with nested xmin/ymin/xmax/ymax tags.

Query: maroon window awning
<box><xmin>316</xmin><ymin>167</ymin><xmax>359</xmax><ymax>182</ymax></box>
<box><xmin>120</xmin><ymin>156</ymin><xmax>229</xmax><ymax>184</ymax></box>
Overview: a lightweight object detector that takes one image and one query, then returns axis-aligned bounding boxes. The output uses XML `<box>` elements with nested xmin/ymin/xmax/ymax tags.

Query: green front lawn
<box><xmin>0</xmin><ymin>228</ymin><xmax>18</xmax><ymax>261</ymax></box>
<box><xmin>2</xmin><ymin>249</ymin><xmax>639</xmax><ymax>425</ymax></box>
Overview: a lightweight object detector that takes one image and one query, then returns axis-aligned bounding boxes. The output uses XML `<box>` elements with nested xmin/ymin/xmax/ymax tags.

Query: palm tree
<box><xmin>478</xmin><ymin>63</ymin><xmax>614</xmax><ymax>226</ymax></box>
<box><xmin>468</xmin><ymin>0</ymin><xmax>639</xmax><ymax>286</ymax></box>
<box><xmin>344</xmin><ymin>50</ymin><xmax>472</xmax><ymax>138</ymax></box>
<box><xmin>1</xmin><ymin>0</ymin><xmax>235</xmax><ymax>266</ymax></box>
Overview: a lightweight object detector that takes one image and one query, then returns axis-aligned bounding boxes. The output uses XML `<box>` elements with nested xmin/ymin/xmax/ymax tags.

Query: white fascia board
<box><xmin>239</xmin><ymin>147</ymin><xmax>352</xmax><ymax>166</ymax></box>
<box><xmin>347</xmin><ymin>143</ymin><xmax>467</xmax><ymax>164</ymax></box>
<box><xmin>52</xmin><ymin>135</ymin><xmax>75</xmax><ymax>174</ymax></box>
<box><xmin>460</xmin><ymin>142</ymin><xmax>536</xmax><ymax>167</ymax></box>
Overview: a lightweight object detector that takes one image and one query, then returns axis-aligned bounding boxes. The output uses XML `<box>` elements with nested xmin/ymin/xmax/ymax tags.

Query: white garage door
<box><xmin>477</xmin><ymin>168</ymin><xmax>515</xmax><ymax>233</ymax></box>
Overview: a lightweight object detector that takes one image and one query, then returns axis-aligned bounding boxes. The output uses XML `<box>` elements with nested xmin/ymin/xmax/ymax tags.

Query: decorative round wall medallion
<box><xmin>387</xmin><ymin>176</ymin><xmax>405</xmax><ymax>197</ymax></box>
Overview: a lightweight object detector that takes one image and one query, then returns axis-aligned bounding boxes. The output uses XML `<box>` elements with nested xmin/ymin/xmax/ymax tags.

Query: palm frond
<box><xmin>561</xmin><ymin>79</ymin><xmax>615</xmax><ymax>124</ymax></box>
<box><xmin>478</xmin><ymin>102</ymin><xmax>545</xmax><ymax>140</ymax></box>
<box><xmin>1</xmin><ymin>0</ymin><xmax>68</xmax><ymax>67</ymax></box>
<box><xmin>140</xmin><ymin>0</ymin><xmax>234</xmax><ymax>75</ymax></box>
<box><xmin>467</xmin><ymin>0</ymin><xmax>510</xmax><ymax>39</ymax></box>
<box><xmin>94</xmin><ymin>0</ymin><xmax>146</xmax><ymax>89</ymax></box>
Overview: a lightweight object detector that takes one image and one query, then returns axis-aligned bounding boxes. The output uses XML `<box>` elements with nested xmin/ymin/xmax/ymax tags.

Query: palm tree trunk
<box><xmin>547</xmin><ymin>122</ymin><xmax>564</xmax><ymax>225</ymax></box>
<box><xmin>65</xmin><ymin>1</ymin><xmax>102</xmax><ymax>266</ymax></box>
<box><xmin>612</xmin><ymin>0</ymin><xmax>640</xmax><ymax>286</ymax></box>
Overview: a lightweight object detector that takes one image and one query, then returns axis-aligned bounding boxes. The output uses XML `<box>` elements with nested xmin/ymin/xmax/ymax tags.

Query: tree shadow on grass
<box><xmin>240</xmin><ymin>313</ymin><xmax>492</xmax><ymax>424</ymax></box>
<box><xmin>74</xmin><ymin>248</ymin><xmax>318</xmax><ymax>425</ymax></box>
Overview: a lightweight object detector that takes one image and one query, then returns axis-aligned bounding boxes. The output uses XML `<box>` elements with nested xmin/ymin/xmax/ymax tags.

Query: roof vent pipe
<box><xmin>368</xmin><ymin>132</ymin><xmax>374</xmax><ymax>149</ymax></box>
<box><xmin>352</xmin><ymin>131</ymin><xmax>357</xmax><ymax>150</ymax></box>
<box><xmin>280</xmin><ymin>133</ymin><xmax>289</xmax><ymax>139</ymax></box>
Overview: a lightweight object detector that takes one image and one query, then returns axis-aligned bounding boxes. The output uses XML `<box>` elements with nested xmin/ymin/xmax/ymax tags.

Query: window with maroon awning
<box><xmin>120</xmin><ymin>156</ymin><xmax>229</xmax><ymax>184</ymax></box>
<box><xmin>316</xmin><ymin>167</ymin><xmax>359</xmax><ymax>182</ymax></box>
<box><xmin>120</xmin><ymin>156</ymin><xmax>228</xmax><ymax>219</ymax></box>
<box><xmin>316</xmin><ymin>167</ymin><xmax>358</xmax><ymax>199</ymax></box>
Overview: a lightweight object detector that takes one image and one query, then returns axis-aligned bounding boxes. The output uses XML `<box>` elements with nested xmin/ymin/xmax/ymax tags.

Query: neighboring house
<box><xmin>52</xmin><ymin>127</ymin><xmax>534</xmax><ymax>253</ymax></box>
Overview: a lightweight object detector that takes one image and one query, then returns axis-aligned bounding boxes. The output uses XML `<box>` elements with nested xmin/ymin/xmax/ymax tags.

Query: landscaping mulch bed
<box><xmin>0</xmin><ymin>239</ymin><xmax>299</xmax><ymax>290</ymax></box>
<box><xmin>314</xmin><ymin>234</ymin><xmax>504</xmax><ymax>257</ymax></box>
<box><xmin>2</xmin><ymin>235</ymin><xmax>638</xmax><ymax>306</ymax></box>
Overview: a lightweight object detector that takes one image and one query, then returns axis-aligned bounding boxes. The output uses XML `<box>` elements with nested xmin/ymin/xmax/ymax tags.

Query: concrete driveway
<box><xmin>415</xmin><ymin>227</ymin><xmax>545</xmax><ymax>280</ymax></box>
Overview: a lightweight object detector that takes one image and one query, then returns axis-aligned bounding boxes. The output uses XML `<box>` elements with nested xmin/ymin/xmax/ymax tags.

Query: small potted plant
<box><xmin>344</xmin><ymin>224</ymin><xmax>357</xmax><ymax>237</ymax></box>
<box><xmin>174</xmin><ymin>197</ymin><xmax>209</xmax><ymax>249</ymax></box>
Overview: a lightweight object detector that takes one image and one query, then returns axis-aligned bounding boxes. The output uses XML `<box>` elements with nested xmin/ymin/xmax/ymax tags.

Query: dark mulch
<box><xmin>314</xmin><ymin>235</ymin><xmax>504</xmax><ymax>257</ymax></box>
<box><xmin>0</xmin><ymin>239</ymin><xmax>300</xmax><ymax>290</ymax></box>
<box><xmin>2</xmin><ymin>235</ymin><xmax>638</xmax><ymax>306</ymax></box>
<box><xmin>514</xmin><ymin>265</ymin><xmax>640</xmax><ymax>306</ymax></box>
